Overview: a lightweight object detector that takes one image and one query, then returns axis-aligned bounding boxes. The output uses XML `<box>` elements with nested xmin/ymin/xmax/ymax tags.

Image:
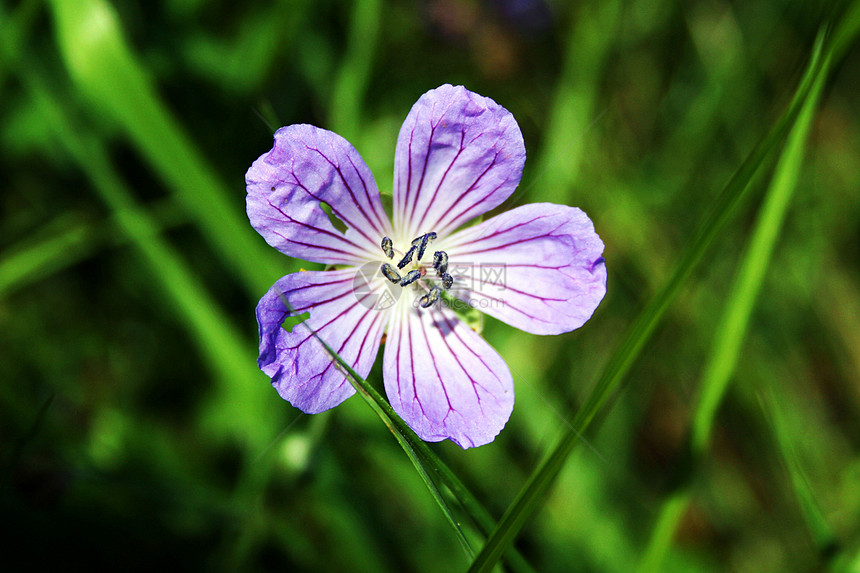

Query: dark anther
<box><xmin>419</xmin><ymin>286</ymin><xmax>442</xmax><ymax>308</ymax></box>
<box><xmin>441</xmin><ymin>273</ymin><xmax>453</xmax><ymax>289</ymax></box>
<box><xmin>381</xmin><ymin>236</ymin><xmax>394</xmax><ymax>259</ymax></box>
<box><xmin>381</xmin><ymin>263</ymin><xmax>401</xmax><ymax>284</ymax></box>
<box><xmin>400</xmin><ymin>269</ymin><xmax>421</xmax><ymax>287</ymax></box>
<box><xmin>412</xmin><ymin>232</ymin><xmax>437</xmax><ymax>261</ymax></box>
<box><xmin>433</xmin><ymin>251</ymin><xmax>448</xmax><ymax>275</ymax></box>
<box><xmin>397</xmin><ymin>245</ymin><xmax>417</xmax><ymax>269</ymax></box>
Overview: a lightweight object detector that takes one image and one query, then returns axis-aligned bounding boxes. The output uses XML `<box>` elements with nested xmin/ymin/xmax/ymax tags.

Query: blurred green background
<box><xmin>1</xmin><ymin>0</ymin><xmax>859</xmax><ymax>571</ymax></box>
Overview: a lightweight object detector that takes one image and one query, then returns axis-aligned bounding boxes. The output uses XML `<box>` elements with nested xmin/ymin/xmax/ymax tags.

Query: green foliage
<box><xmin>2</xmin><ymin>0</ymin><xmax>859</xmax><ymax>571</ymax></box>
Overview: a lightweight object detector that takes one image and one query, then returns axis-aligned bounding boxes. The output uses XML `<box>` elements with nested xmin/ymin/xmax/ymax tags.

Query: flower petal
<box><xmin>247</xmin><ymin>125</ymin><xmax>392</xmax><ymax>265</ymax></box>
<box><xmin>257</xmin><ymin>268</ymin><xmax>390</xmax><ymax>413</ymax></box>
<box><xmin>382</xmin><ymin>298</ymin><xmax>514</xmax><ymax>448</ymax></box>
<box><xmin>392</xmin><ymin>84</ymin><xmax>526</xmax><ymax>241</ymax></box>
<box><xmin>440</xmin><ymin>203</ymin><xmax>607</xmax><ymax>335</ymax></box>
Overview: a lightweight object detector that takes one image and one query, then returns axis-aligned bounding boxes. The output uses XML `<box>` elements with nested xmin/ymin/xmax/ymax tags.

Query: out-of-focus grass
<box><xmin>470</xmin><ymin>21</ymin><xmax>839</xmax><ymax>573</ymax></box>
<box><xmin>639</xmin><ymin>30</ymin><xmax>831</xmax><ymax>572</ymax></box>
<box><xmin>1</xmin><ymin>0</ymin><xmax>859</xmax><ymax>572</ymax></box>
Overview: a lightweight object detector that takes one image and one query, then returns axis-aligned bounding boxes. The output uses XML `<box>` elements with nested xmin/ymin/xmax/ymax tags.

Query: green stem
<box><xmin>467</xmin><ymin>27</ymin><xmax>831</xmax><ymax>573</ymax></box>
<box><xmin>277</xmin><ymin>291</ymin><xmax>535</xmax><ymax>572</ymax></box>
<box><xmin>639</xmin><ymin>36</ymin><xmax>832</xmax><ymax>573</ymax></box>
<box><xmin>47</xmin><ymin>0</ymin><xmax>283</xmax><ymax>296</ymax></box>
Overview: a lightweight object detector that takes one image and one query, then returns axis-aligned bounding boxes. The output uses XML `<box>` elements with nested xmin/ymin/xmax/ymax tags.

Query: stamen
<box><xmin>441</xmin><ymin>273</ymin><xmax>453</xmax><ymax>289</ymax></box>
<box><xmin>433</xmin><ymin>251</ymin><xmax>448</xmax><ymax>275</ymax></box>
<box><xmin>412</xmin><ymin>232</ymin><xmax>437</xmax><ymax>261</ymax></box>
<box><xmin>396</xmin><ymin>246</ymin><xmax>417</xmax><ymax>269</ymax></box>
<box><xmin>381</xmin><ymin>263</ymin><xmax>401</xmax><ymax>284</ymax></box>
<box><xmin>381</xmin><ymin>236</ymin><xmax>394</xmax><ymax>259</ymax></box>
<box><xmin>400</xmin><ymin>269</ymin><xmax>421</xmax><ymax>287</ymax></box>
<box><xmin>419</xmin><ymin>286</ymin><xmax>441</xmax><ymax>308</ymax></box>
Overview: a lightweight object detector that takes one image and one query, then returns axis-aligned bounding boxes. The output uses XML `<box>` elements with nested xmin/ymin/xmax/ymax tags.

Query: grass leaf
<box><xmin>639</xmin><ymin>30</ymin><xmax>833</xmax><ymax>572</ymax></box>
<box><xmin>468</xmin><ymin>26</ymin><xmax>832</xmax><ymax>573</ymax></box>
<box><xmin>277</xmin><ymin>290</ymin><xmax>536</xmax><ymax>572</ymax></box>
<box><xmin>46</xmin><ymin>0</ymin><xmax>283</xmax><ymax>296</ymax></box>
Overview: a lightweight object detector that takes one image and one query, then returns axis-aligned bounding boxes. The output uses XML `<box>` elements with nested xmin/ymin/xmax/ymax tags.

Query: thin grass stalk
<box><xmin>467</xmin><ymin>27</ymin><xmax>830</xmax><ymax>573</ymax></box>
<box><xmin>328</xmin><ymin>0</ymin><xmax>381</xmax><ymax>143</ymax></box>
<box><xmin>276</xmin><ymin>290</ymin><xmax>537</xmax><ymax>572</ymax></box>
<box><xmin>16</xmin><ymin>64</ymin><xmax>275</xmax><ymax>448</ymax></box>
<box><xmin>46</xmin><ymin>0</ymin><xmax>283</xmax><ymax>296</ymax></box>
<box><xmin>638</xmin><ymin>37</ymin><xmax>832</xmax><ymax>573</ymax></box>
<box><xmin>757</xmin><ymin>389</ymin><xmax>837</xmax><ymax>559</ymax></box>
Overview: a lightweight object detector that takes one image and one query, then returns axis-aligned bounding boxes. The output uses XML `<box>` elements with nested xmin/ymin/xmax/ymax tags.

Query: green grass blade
<box><xmin>46</xmin><ymin>0</ymin><xmax>283</xmax><ymax>296</ymax></box>
<box><xmin>16</xmin><ymin>1</ymin><xmax>530</xmax><ymax>571</ymax></box>
<box><xmin>0</xmin><ymin>215</ymin><xmax>96</xmax><ymax>298</ymax></box>
<box><xmin>467</xmin><ymin>28</ymin><xmax>830</xmax><ymax>573</ymax></box>
<box><xmin>638</xmin><ymin>35</ymin><xmax>832</xmax><ymax>573</ymax></box>
<box><xmin>638</xmin><ymin>489</ymin><xmax>692</xmax><ymax>573</ymax></box>
<box><xmin>183</xmin><ymin>0</ymin><xmax>313</xmax><ymax>94</ymax></box>
<box><xmin>757</xmin><ymin>389</ymin><xmax>837</xmax><ymax>557</ymax></box>
<box><xmin>831</xmin><ymin>0</ymin><xmax>860</xmax><ymax>62</ymax></box>
<box><xmin>276</xmin><ymin>294</ymin><xmax>474</xmax><ymax>559</ymax></box>
<box><xmin>3</xmin><ymin>6</ymin><xmax>280</xmax><ymax>562</ymax></box>
<box><xmin>338</xmin><ymin>360</ymin><xmax>476</xmax><ymax>560</ymax></box>
<box><xmin>530</xmin><ymin>0</ymin><xmax>621</xmax><ymax>200</ymax></box>
<box><xmin>328</xmin><ymin>0</ymin><xmax>381</xmax><ymax>143</ymax></box>
<box><xmin>23</xmin><ymin>76</ymin><xmax>284</xmax><ymax>566</ymax></box>
<box><xmin>20</xmin><ymin>70</ymin><xmax>276</xmax><ymax>449</ymax></box>
<box><xmin>278</xmin><ymin>292</ymin><xmax>536</xmax><ymax>572</ymax></box>
<box><xmin>691</xmin><ymin>58</ymin><xmax>829</xmax><ymax>455</ymax></box>
<box><xmin>0</xmin><ymin>200</ymin><xmax>186</xmax><ymax>299</ymax></box>
<box><xmin>0</xmin><ymin>0</ymin><xmax>39</xmax><ymax>86</ymax></box>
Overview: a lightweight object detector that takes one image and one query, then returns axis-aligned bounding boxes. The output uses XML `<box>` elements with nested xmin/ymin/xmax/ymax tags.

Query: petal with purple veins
<box><xmin>440</xmin><ymin>203</ymin><xmax>607</xmax><ymax>335</ymax></box>
<box><xmin>382</xmin><ymin>299</ymin><xmax>514</xmax><ymax>449</ymax></box>
<box><xmin>392</xmin><ymin>84</ymin><xmax>526</xmax><ymax>241</ymax></box>
<box><xmin>257</xmin><ymin>269</ymin><xmax>391</xmax><ymax>413</ymax></box>
<box><xmin>247</xmin><ymin>125</ymin><xmax>392</xmax><ymax>265</ymax></box>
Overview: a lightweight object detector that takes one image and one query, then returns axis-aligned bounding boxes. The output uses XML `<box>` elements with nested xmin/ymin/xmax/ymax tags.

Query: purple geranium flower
<box><xmin>246</xmin><ymin>84</ymin><xmax>606</xmax><ymax>448</ymax></box>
